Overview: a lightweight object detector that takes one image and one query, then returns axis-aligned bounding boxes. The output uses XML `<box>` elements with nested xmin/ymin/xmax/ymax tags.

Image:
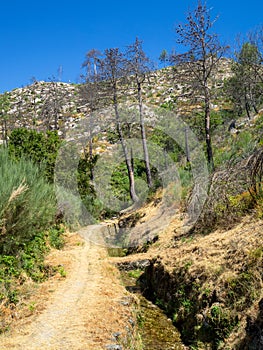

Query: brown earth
<box><xmin>0</xmin><ymin>225</ymin><xmax>138</xmax><ymax>350</ymax></box>
<box><xmin>1</xmin><ymin>195</ymin><xmax>261</xmax><ymax>350</ymax></box>
<box><xmin>111</xmin><ymin>203</ymin><xmax>263</xmax><ymax>349</ymax></box>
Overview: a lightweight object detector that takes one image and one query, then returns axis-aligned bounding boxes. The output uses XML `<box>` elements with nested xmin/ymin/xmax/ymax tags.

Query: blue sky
<box><xmin>1</xmin><ymin>0</ymin><xmax>263</xmax><ymax>93</ymax></box>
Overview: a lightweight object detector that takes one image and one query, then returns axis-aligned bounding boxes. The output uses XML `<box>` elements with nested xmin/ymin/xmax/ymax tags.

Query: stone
<box><xmin>106</xmin><ymin>345</ymin><xmax>122</xmax><ymax>350</ymax></box>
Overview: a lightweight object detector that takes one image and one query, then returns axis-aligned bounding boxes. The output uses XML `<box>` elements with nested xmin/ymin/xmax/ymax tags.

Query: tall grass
<box><xmin>0</xmin><ymin>149</ymin><xmax>56</xmax><ymax>255</ymax></box>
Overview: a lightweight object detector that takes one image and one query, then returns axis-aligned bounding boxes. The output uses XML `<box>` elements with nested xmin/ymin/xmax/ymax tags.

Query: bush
<box><xmin>8</xmin><ymin>128</ymin><xmax>62</xmax><ymax>182</ymax></box>
<box><xmin>48</xmin><ymin>225</ymin><xmax>65</xmax><ymax>249</ymax></box>
<box><xmin>0</xmin><ymin>149</ymin><xmax>56</xmax><ymax>255</ymax></box>
<box><xmin>18</xmin><ymin>231</ymin><xmax>50</xmax><ymax>282</ymax></box>
<box><xmin>193</xmin><ymin>147</ymin><xmax>263</xmax><ymax>233</ymax></box>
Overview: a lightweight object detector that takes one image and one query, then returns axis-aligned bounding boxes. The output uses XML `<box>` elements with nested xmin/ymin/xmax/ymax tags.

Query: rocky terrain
<box><xmin>1</xmin><ymin>58</ymin><xmax>233</xmax><ymax>141</ymax></box>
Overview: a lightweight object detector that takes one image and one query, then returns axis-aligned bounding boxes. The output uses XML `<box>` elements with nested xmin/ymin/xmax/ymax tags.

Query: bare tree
<box><xmin>27</xmin><ymin>77</ymin><xmax>41</xmax><ymax>128</ymax></box>
<box><xmin>125</xmin><ymin>37</ymin><xmax>153</xmax><ymax>187</ymax></box>
<box><xmin>41</xmin><ymin>77</ymin><xmax>67</xmax><ymax>131</ymax></box>
<box><xmin>99</xmin><ymin>48</ymin><xmax>139</xmax><ymax>203</ymax></box>
<box><xmin>80</xmin><ymin>49</ymin><xmax>103</xmax><ymax>180</ymax></box>
<box><xmin>159</xmin><ymin>49</ymin><xmax>169</xmax><ymax>67</ymax></box>
<box><xmin>171</xmin><ymin>0</ymin><xmax>228</xmax><ymax>171</ymax></box>
<box><xmin>82</xmin><ymin>49</ymin><xmax>101</xmax><ymax>80</ymax></box>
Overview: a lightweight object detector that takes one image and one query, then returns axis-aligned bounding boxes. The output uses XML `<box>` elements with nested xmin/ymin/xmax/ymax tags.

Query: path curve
<box><xmin>0</xmin><ymin>225</ymin><xmax>133</xmax><ymax>350</ymax></box>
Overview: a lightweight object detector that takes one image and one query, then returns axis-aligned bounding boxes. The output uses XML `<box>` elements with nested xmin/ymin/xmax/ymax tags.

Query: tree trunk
<box><xmin>88</xmin><ymin>138</ymin><xmax>94</xmax><ymax>181</ymax></box>
<box><xmin>253</xmin><ymin>103</ymin><xmax>258</xmax><ymax>114</ymax></box>
<box><xmin>245</xmin><ymin>100</ymin><xmax>251</xmax><ymax>119</ymax></box>
<box><xmin>138</xmin><ymin>81</ymin><xmax>152</xmax><ymax>187</ymax></box>
<box><xmin>113</xmin><ymin>92</ymin><xmax>139</xmax><ymax>203</ymax></box>
<box><xmin>185</xmin><ymin>126</ymin><xmax>190</xmax><ymax>163</ymax></box>
<box><xmin>88</xmin><ymin>114</ymin><xmax>94</xmax><ymax>181</ymax></box>
<box><xmin>204</xmin><ymin>90</ymin><xmax>214</xmax><ymax>171</ymax></box>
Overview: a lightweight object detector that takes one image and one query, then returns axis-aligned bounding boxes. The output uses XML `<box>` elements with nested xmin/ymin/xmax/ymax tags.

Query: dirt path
<box><xmin>0</xmin><ymin>225</ymin><xmax>135</xmax><ymax>350</ymax></box>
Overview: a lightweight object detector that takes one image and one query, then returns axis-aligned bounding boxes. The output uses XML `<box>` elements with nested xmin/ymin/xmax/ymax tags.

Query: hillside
<box><xmin>1</xmin><ymin>58</ymin><xmax>233</xmax><ymax>139</ymax></box>
<box><xmin>0</xmin><ymin>57</ymin><xmax>263</xmax><ymax>349</ymax></box>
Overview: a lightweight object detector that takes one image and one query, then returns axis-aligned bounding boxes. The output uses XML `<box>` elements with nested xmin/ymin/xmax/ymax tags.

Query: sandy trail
<box><xmin>0</xmin><ymin>225</ymin><xmax>133</xmax><ymax>350</ymax></box>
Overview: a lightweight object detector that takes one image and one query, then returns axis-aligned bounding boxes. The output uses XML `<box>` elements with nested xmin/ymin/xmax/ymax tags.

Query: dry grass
<box><xmin>112</xmin><ymin>191</ymin><xmax>263</xmax><ymax>348</ymax></box>
<box><xmin>7</xmin><ymin>181</ymin><xmax>28</xmax><ymax>205</ymax></box>
<box><xmin>0</xmin><ymin>231</ymin><xmax>140</xmax><ymax>349</ymax></box>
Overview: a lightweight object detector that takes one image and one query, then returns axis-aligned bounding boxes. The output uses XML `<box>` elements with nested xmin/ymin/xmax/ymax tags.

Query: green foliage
<box><xmin>178</xmin><ymin>166</ymin><xmax>193</xmax><ymax>189</ymax></box>
<box><xmin>238</xmin><ymin>42</ymin><xmax>261</xmax><ymax>66</ymax></box>
<box><xmin>201</xmin><ymin>305</ymin><xmax>238</xmax><ymax>346</ymax></box>
<box><xmin>77</xmin><ymin>153</ymin><xmax>113</xmax><ymax>221</ymax></box>
<box><xmin>160</xmin><ymin>98</ymin><xmax>176</xmax><ymax>110</ymax></box>
<box><xmin>224</xmin><ymin>271</ymin><xmax>260</xmax><ymax>310</ymax></box>
<box><xmin>147</xmin><ymin>261</ymin><xmax>253</xmax><ymax>349</ymax></box>
<box><xmin>183</xmin><ymin>110</ymin><xmax>224</xmax><ymax>141</ymax></box>
<box><xmin>110</xmin><ymin>161</ymin><xmax>131</xmax><ymax>203</ymax></box>
<box><xmin>109</xmin><ymin>158</ymin><xmax>162</xmax><ymax>207</ymax></box>
<box><xmin>232</xmin><ymin>131</ymin><xmax>256</xmax><ymax>157</ymax></box>
<box><xmin>214</xmin><ymin>130</ymin><xmax>256</xmax><ymax>168</ymax></box>
<box><xmin>8</xmin><ymin>128</ymin><xmax>62</xmax><ymax>182</ymax></box>
<box><xmin>0</xmin><ymin>236</ymin><xmax>44</xmax><ymax>303</ymax></box>
<box><xmin>19</xmin><ymin>232</ymin><xmax>50</xmax><ymax>282</ymax></box>
<box><xmin>249</xmin><ymin>246</ymin><xmax>263</xmax><ymax>260</ymax></box>
<box><xmin>149</xmin><ymin>128</ymin><xmax>182</xmax><ymax>162</ymax></box>
<box><xmin>0</xmin><ymin>226</ymin><xmax>64</xmax><ymax>311</ymax></box>
<box><xmin>57</xmin><ymin>266</ymin><xmax>67</xmax><ymax>277</ymax></box>
<box><xmin>0</xmin><ymin>148</ymin><xmax>56</xmax><ymax>255</ymax></box>
<box><xmin>128</xmin><ymin>269</ymin><xmax>143</xmax><ymax>279</ymax></box>
<box><xmin>225</xmin><ymin>42</ymin><xmax>263</xmax><ymax>119</ymax></box>
<box><xmin>48</xmin><ymin>225</ymin><xmax>65</xmax><ymax>249</ymax></box>
<box><xmin>0</xmin><ymin>93</ymin><xmax>11</xmax><ymax>115</ymax></box>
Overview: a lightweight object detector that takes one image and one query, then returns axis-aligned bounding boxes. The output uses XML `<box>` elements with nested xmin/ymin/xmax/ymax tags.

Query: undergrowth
<box><xmin>0</xmin><ymin>149</ymin><xmax>65</xmax><ymax>333</ymax></box>
<box><xmin>0</xmin><ymin>225</ymin><xmax>65</xmax><ymax>333</ymax></box>
<box><xmin>141</xmin><ymin>244</ymin><xmax>263</xmax><ymax>349</ymax></box>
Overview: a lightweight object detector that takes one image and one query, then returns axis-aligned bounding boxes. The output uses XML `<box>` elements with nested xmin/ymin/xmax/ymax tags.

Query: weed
<box><xmin>225</xmin><ymin>271</ymin><xmax>259</xmax><ymax>309</ymax></box>
<box><xmin>181</xmin><ymin>298</ymin><xmax>192</xmax><ymax>313</ymax></box>
<box><xmin>155</xmin><ymin>298</ymin><xmax>166</xmax><ymax>309</ymax></box>
<box><xmin>28</xmin><ymin>302</ymin><xmax>36</xmax><ymax>312</ymax></box>
<box><xmin>184</xmin><ymin>260</ymin><xmax>193</xmax><ymax>270</ymax></box>
<box><xmin>181</xmin><ymin>236</ymin><xmax>194</xmax><ymax>244</ymax></box>
<box><xmin>58</xmin><ymin>266</ymin><xmax>67</xmax><ymax>278</ymax></box>
<box><xmin>204</xmin><ymin>304</ymin><xmax>239</xmax><ymax>345</ymax></box>
<box><xmin>249</xmin><ymin>246</ymin><xmax>263</xmax><ymax>259</ymax></box>
<box><xmin>48</xmin><ymin>226</ymin><xmax>65</xmax><ymax>249</ymax></box>
<box><xmin>128</xmin><ymin>270</ymin><xmax>143</xmax><ymax>279</ymax></box>
<box><xmin>136</xmin><ymin>311</ymin><xmax>145</xmax><ymax>328</ymax></box>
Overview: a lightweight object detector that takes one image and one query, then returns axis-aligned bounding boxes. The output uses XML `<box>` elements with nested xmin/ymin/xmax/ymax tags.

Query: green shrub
<box><xmin>0</xmin><ymin>149</ymin><xmax>56</xmax><ymax>255</ymax></box>
<box><xmin>200</xmin><ymin>305</ymin><xmax>238</xmax><ymax>347</ymax></box>
<box><xmin>231</xmin><ymin>131</ymin><xmax>256</xmax><ymax>159</ymax></box>
<box><xmin>19</xmin><ymin>232</ymin><xmax>50</xmax><ymax>282</ymax></box>
<box><xmin>48</xmin><ymin>226</ymin><xmax>65</xmax><ymax>249</ymax></box>
<box><xmin>214</xmin><ymin>130</ymin><xmax>256</xmax><ymax>168</ymax></box>
<box><xmin>8</xmin><ymin>128</ymin><xmax>62</xmax><ymax>182</ymax></box>
<box><xmin>149</xmin><ymin>128</ymin><xmax>182</xmax><ymax>162</ymax></box>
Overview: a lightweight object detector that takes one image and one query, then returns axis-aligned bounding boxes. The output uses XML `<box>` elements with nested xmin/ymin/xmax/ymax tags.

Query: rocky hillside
<box><xmin>1</xmin><ymin>58</ymin><xmax>233</xmax><ymax>141</ymax></box>
<box><xmin>2</xmin><ymin>81</ymin><xmax>81</xmax><ymax>136</ymax></box>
